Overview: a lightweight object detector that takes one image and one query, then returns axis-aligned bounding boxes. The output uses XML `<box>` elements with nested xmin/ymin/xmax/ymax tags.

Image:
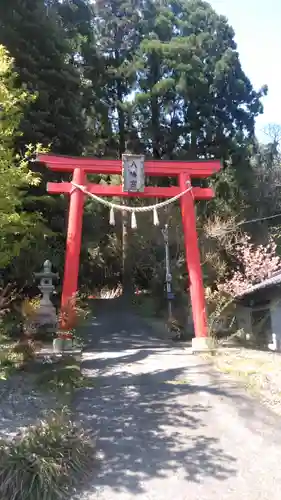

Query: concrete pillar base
<box><xmin>53</xmin><ymin>338</ymin><xmax>73</xmax><ymax>352</ymax></box>
<box><xmin>191</xmin><ymin>336</ymin><xmax>216</xmax><ymax>353</ymax></box>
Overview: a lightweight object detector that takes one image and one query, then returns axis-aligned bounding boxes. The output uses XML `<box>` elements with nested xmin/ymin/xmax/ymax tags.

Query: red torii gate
<box><xmin>38</xmin><ymin>154</ymin><xmax>221</xmax><ymax>350</ymax></box>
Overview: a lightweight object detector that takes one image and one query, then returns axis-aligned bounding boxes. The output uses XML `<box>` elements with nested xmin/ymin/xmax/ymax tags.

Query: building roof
<box><xmin>237</xmin><ymin>271</ymin><xmax>281</xmax><ymax>298</ymax></box>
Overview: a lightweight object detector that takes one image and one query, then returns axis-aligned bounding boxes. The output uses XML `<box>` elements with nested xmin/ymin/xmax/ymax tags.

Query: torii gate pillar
<box><xmin>62</xmin><ymin>168</ymin><xmax>86</xmax><ymax>307</ymax></box>
<box><xmin>38</xmin><ymin>154</ymin><xmax>221</xmax><ymax>351</ymax></box>
<box><xmin>179</xmin><ymin>173</ymin><xmax>211</xmax><ymax>351</ymax></box>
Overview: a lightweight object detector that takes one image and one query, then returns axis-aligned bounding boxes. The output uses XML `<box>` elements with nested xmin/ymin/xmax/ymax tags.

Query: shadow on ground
<box><xmin>75</xmin><ymin>369</ymin><xmax>237</xmax><ymax>496</ymax></box>
<box><xmin>73</xmin><ymin>304</ymin><xmax>239</xmax><ymax>496</ymax></box>
<box><xmin>73</xmin><ymin>302</ymin><xmax>281</xmax><ymax>498</ymax></box>
<box><xmin>0</xmin><ymin>375</ymin><xmax>59</xmax><ymax>439</ymax></box>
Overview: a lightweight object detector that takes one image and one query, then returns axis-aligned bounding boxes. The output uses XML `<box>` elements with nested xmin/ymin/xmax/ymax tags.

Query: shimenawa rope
<box><xmin>71</xmin><ymin>181</ymin><xmax>192</xmax><ymax>229</ymax></box>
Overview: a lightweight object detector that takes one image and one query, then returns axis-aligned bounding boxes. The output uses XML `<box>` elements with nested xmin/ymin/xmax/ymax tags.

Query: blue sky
<box><xmin>209</xmin><ymin>0</ymin><xmax>281</xmax><ymax>141</ymax></box>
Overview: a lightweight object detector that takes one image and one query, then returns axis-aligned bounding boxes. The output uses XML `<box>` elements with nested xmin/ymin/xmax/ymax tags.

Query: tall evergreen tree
<box><xmin>0</xmin><ymin>0</ymin><xmax>86</xmax><ymax>155</ymax></box>
<box><xmin>53</xmin><ymin>0</ymin><xmax>110</xmax><ymax>157</ymax></box>
<box><xmin>0</xmin><ymin>1</ymin><xmax>91</xmax><ymax>286</ymax></box>
<box><xmin>85</xmin><ymin>0</ymin><xmax>143</xmax><ymax>157</ymax></box>
<box><xmin>246</xmin><ymin>125</ymin><xmax>281</xmax><ymax>228</ymax></box>
<box><xmin>87</xmin><ymin>0</ymin><xmax>144</xmax><ymax>293</ymax></box>
<box><xmin>132</xmin><ymin>0</ymin><xmax>266</xmax><ymax>163</ymax></box>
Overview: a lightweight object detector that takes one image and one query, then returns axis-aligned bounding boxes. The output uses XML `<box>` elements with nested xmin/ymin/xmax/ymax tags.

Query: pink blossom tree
<box><xmin>218</xmin><ymin>234</ymin><xmax>281</xmax><ymax>297</ymax></box>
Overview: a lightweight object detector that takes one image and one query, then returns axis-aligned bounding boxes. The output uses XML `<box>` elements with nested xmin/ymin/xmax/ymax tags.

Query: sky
<box><xmin>209</xmin><ymin>0</ymin><xmax>281</xmax><ymax>141</ymax></box>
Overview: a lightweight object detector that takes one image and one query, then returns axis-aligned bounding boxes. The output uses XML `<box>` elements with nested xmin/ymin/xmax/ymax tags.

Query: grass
<box><xmin>0</xmin><ymin>408</ymin><xmax>95</xmax><ymax>500</ymax></box>
<box><xmin>216</xmin><ymin>361</ymin><xmax>260</xmax><ymax>393</ymax></box>
<box><xmin>208</xmin><ymin>348</ymin><xmax>281</xmax><ymax>404</ymax></box>
<box><xmin>0</xmin><ymin>313</ymin><xmax>95</xmax><ymax>499</ymax></box>
<box><xmin>0</xmin><ymin>339</ymin><xmax>39</xmax><ymax>379</ymax></box>
<box><xmin>35</xmin><ymin>355</ymin><xmax>93</xmax><ymax>396</ymax></box>
<box><xmin>0</xmin><ymin>345</ymin><xmax>23</xmax><ymax>379</ymax></box>
<box><xmin>165</xmin><ymin>378</ymin><xmax>190</xmax><ymax>385</ymax></box>
<box><xmin>0</xmin><ymin>350</ymin><xmax>96</xmax><ymax>499</ymax></box>
<box><xmin>0</xmin><ymin>331</ymin><xmax>9</xmax><ymax>344</ymax></box>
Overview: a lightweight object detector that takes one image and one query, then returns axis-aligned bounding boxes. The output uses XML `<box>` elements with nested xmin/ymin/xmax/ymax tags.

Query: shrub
<box><xmin>0</xmin><ymin>409</ymin><xmax>95</xmax><ymax>500</ymax></box>
<box><xmin>0</xmin><ymin>338</ymin><xmax>43</xmax><ymax>379</ymax></box>
<box><xmin>205</xmin><ymin>287</ymin><xmax>236</xmax><ymax>339</ymax></box>
<box><xmin>4</xmin><ymin>296</ymin><xmax>44</xmax><ymax>365</ymax></box>
<box><xmin>132</xmin><ymin>293</ymin><xmax>160</xmax><ymax>317</ymax></box>
<box><xmin>0</xmin><ymin>309</ymin><xmax>23</xmax><ymax>339</ymax></box>
<box><xmin>218</xmin><ymin>234</ymin><xmax>281</xmax><ymax>297</ymax></box>
<box><xmin>21</xmin><ymin>296</ymin><xmax>40</xmax><ymax>320</ymax></box>
<box><xmin>0</xmin><ymin>346</ymin><xmax>24</xmax><ymax>366</ymax></box>
<box><xmin>13</xmin><ymin>339</ymin><xmax>39</xmax><ymax>362</ymax></box>
<box><xmin>0</xmin><ymin>285</ymin><xmax>23</xmax><ymax>344</ymax></box>
<box><xmin>36</xmin><ymin>356</ymin><xmax>90</xmax><ymax>393</ymax></box>
<box><xmin>0</xmin><ymin>345</ymin><xmax>28</xmax><ymax>379</ymax></box>
<box><xmin>58</xmin><ymin>294</ymin><xmax>89</xmax><ymax>332</ymax></box>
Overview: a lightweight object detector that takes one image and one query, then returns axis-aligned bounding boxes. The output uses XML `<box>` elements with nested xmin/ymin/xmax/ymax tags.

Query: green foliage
<box><xmin>14</xmin><ymin>340</ymin><xmax>38</xmax><ymax>362</ymax></box>
<box><xmin>0</xmin><ymin>349</ymin><xmax>19</xmax><ymax>380</ymax></box>
<box><xmin>0</xmin><ymin>1</ymin><xmax>271</xmax><ymax>297</ymax></box>
<box><xmin>0</xmin><ymin>408</ymin><xmax>95</xmax><ymax>500</ymax></box>
<box><xmin>0</xmin><ymin>46</ymin><xmax>46</xmax><ymax>268</ymax></box>
<box><xmin>71</xmin><ymin>0</ymin><xmax>266</xmax><ymax>292</ymax></box>
<box><xmin>0</xmin><ymin>336</ymin><xmax>43</xmax><ymax>379</ymax></box>
<box><xmin>0</xmin><ymin>2</ymin><xmax>86</xmax><ymax>154</ymax></box>
<box><xmin>0</xmin><ymin>1</ymin><xmax>89</xmax><ymax>285</ymax></box>
<box><xmin>36</xmin><ymin>356</ymin><xmax>91</xmax><ymax>393</ymax></box>
<box><xmin>1</xmin><ymin>314</ymin><xmax>22</xmax><ymax>339</ymax></box>
<box><xmin>205</xmin><ymin>287</ymin><xmax>236</xmax><ymax>340</ymax></box>
<box><xmin>130</xmin><ymin>0</ymin><xmax>266</xmax><ymax>163</ymax></box>
<box><xmin>0</xmin><ymin>344</ymin><xmax>29</xmax><ymax>380</ymax></box>
<box><xmin>244</xmin><ymin>125</ymin><xmax>281</xmax><ymax>237</ymax></box>
<box><xmin>132</xmin><ymin>294</ymin><xmax>160</xmax><ymax>318</ymax></box>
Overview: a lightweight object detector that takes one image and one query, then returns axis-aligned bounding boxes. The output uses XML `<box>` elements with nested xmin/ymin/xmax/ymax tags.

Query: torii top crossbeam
<box><xmin>39</xmin><ymin>154</ymin><xmax>221</xmax><ymax>176</ymax></box>
<box><xmin>39</xmin><ymin>154</ymin><xmax>221</xmax><ymax>200</ymax></box>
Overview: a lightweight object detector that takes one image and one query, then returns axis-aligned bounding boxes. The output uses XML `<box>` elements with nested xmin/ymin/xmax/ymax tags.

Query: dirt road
<box><xmin>74</xmin><ymin>302</ymin><xmax>281</xmax><ymax>499</ymax></box>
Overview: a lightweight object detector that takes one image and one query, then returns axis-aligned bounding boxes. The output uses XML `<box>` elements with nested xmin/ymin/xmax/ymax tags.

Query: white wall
<box><xmin>270</xmin><ymin>301</ymin><xmax>281</xmax><ymax>346</ymax></box>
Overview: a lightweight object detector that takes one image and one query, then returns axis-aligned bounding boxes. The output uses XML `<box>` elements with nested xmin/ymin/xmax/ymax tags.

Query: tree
<box><xmin>131</xmin><ymin>0</ymin><xmax>266</xmax><ymax>163</ymax></box>
<box><xmin>0</xmin><ymin>0</ymin><xmax>268</xmax><ymax>297</ymax></box>
<box><xmin>0</xmin><ymin>46</ymin><xmax>45</xmax><ymax>269</ymax></box>
<box><xmin>245</xmin><ymin>124</ymin><xmax>281</xmax><ymax>228</ymax></box>
<box><xmin>0</xmin><ymin>1</ymin><xmax>92</xmax><ymax>285</ymax></box>
<box><xmin>85</xmin><ymin>0</ymin><xmax>144</xmax><ymax>293</ymax></box>
<box><xmin>0</xmin><ymin>0</ymin><xmax>86</xmax><ymax>155</ymax></box>
<box><xmin>82</xmin><ymin>0</ymin><xmax>268</xmax><ymax>294</ymax></box>
<box><xmin>51</xmin><ymin>0</ymin><xmax>104</xmax><ymax>154</ymax></box>
<box><xmin>218</xmin><ymin>234</ymin><xmax>281</xmax><ymax>297</ymax></box>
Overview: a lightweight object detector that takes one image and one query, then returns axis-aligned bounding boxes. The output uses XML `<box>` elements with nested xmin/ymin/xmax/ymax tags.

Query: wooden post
<box><xmin>179</xmin><ymin>172</ymin><xmax>208</xmax><ymax>340</ymax></box>
<box><xmin>61</xmin><ymin>168</ymin><xmax>85</xmax><ymax>308</ymax></box>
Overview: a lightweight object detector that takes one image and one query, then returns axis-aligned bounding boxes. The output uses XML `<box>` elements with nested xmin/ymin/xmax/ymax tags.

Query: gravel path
<box><xmin>0</xmin><ymin>372</ymin><xmax>58</xmax><ymax>440</ymax></box>
<box><xmin>73</xmin><ymin>301</ymin><xmax>281</xmax><ymax>500</ymax></box>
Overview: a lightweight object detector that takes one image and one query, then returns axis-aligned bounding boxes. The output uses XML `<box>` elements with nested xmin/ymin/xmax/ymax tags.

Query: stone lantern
<box><xmin>34</xmin><ymin>260</ymin><xmax>58</xmax><ymax>335</ymax></box>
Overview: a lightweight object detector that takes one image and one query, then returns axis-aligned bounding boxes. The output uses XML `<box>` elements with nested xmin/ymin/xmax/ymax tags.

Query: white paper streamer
<box><xmin>131</xmin><ymin>211</ymin><xmax>137</xmax><ymax>229</ymax></box>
